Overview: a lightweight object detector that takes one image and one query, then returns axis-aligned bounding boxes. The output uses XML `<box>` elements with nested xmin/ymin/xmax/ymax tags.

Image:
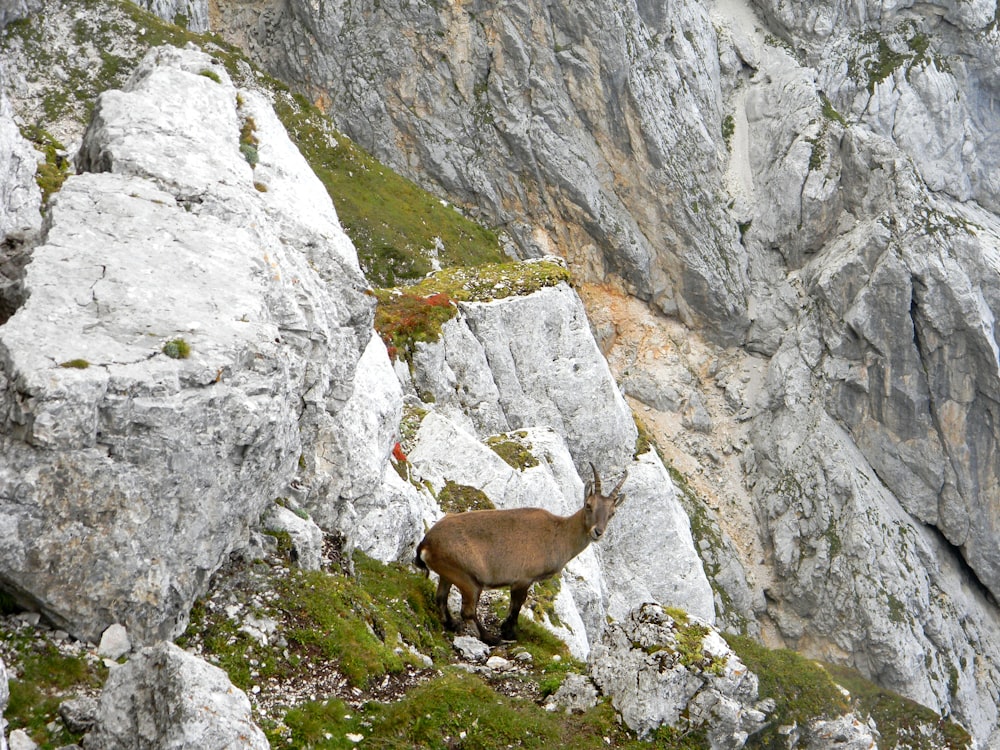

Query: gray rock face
<box><xmin>589</xmin><ymin>603</ymin><xmax>766</xmax><ymax>746</ymax></box>
<box><xmin>0</xmin><ymin>46</ymin><xmax>372</xmax><ymax>643</ymax></box>
<box><xmin>0</xmin><ymin>78</ymin><xmax>39</xmax><ymax>248</ymax></box>
<box><xmin>215</xmin><ymin>0</ymin><xmax>751</xmax><ymax>343</ymax></box>
<box><xmin>83</xmin><ymin>642</ymin><xmax>268</xmax><ymax>750</ymax></box>
<box><xmin>411</xmin><ymin>282</ymin><xmax>639</xmax><ymax>475</ymax></box>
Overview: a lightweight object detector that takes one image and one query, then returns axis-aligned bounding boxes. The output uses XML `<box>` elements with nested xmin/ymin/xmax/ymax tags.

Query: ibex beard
<box><xmin>414</xmin><ymin>465</ymin><xmax>627</xmax><ymax>646</ymax></box>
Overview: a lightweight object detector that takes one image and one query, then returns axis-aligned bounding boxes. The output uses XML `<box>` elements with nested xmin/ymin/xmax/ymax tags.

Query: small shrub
<box><xmin>239</xmin><ymin>117</ymin><xmax>259</xmax><ymax>168</ymax></box>
<box><xmin>199</xmin><ymin>69</ymin><xmax>221</xmax><ymax>83</ymax></box>
<box><xmin>162</xmin><ymin>338</ymin><xmax>191</xmax><ymax>359</ymax></box>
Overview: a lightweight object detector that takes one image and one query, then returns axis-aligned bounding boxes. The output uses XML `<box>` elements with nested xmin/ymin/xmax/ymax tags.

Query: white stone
<box><xmin>85</xmin><ymin>642</ymin><xmax>268</xmax><ymax>749</ymax></box>
<box><xmin>98</xmin><ymin>624</ymin><xmax>131</xmax><ymax>660</ymax></box>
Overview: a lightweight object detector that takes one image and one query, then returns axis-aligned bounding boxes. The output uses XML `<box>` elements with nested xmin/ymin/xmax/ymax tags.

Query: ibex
<box><xmin>414</xmin><ymin>464</ymin><xmax>627</xmax><ymax>645</ymax></box>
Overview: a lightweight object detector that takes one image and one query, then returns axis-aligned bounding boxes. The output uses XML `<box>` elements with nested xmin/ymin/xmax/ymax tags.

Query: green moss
<box><xmin>58</xmin><ymin>359</ymin><xmax>90</xmax><ymax>369</ymax></box>
<box><xmin>437</xmin><ymin>480</ymin><xmax>495</xmax><ymax>513</ymax></box>
<box><xmin>485</xmin><ymin>431</ymin><xmax>539</xmax><ymax>470</ymax></box>
<box><xmin>199</xmin><ymin>69</ymin><xmax>221</xmax><ymax>83</ymax></box>
<box><xmin>162</xmin><ymin>337</ymin><xmax>191</xmax><ymax>359</ymax></box>
<box><xmin>725</xmin><ymin>634</ymin><xmax>849</xmax><ymax>744</ymax></box>
<box><xmin>824</xmin><ymin>663</ymin><xmax>971</xmax><ymax>749</ymax></box>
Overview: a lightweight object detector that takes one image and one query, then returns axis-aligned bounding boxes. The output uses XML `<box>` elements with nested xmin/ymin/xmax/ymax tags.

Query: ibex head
<box><xmin>584</xmin><ymin>463</ymin><xmax>628</xmax><ymax>540</ymax></box>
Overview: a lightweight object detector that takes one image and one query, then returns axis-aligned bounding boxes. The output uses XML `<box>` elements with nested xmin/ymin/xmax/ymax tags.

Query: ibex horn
<box><xmin>589</xmin><ymin>462</ymin><xmax>602</xmax><ymax>495</ymax></box>
<box><xmin>611</xmin><ymin>472</ymin><xmax>628</xmax><ymax>503</ymax></box>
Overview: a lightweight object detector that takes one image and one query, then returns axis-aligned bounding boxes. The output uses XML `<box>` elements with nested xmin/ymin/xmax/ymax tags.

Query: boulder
<box><xmin>83</xmin><ymin>642</ymin><xmax>268</xmax><ymax>750</ymax></box>
<box><xmin>589</xmin><ymin>603</ymin><xmax>766</xmax><ymax>745</ymax></box>
<box><xmin>261</xmin><ymin>501</ymin><xmax>324</xmax><ymax>571</ymax></box>
<box><xmin>0</xmin><ymin>46</ymin><xmax>372</xmax><ymax>643</ymax></box>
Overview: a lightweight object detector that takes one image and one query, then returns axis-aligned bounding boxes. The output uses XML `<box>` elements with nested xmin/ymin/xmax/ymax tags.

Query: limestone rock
<box><xmin>452</xmin><ymin>635</ymin><xmax>490</xmax><ymax>663</ymax></box>
<box><xmin>0</xmin><ymin>0</ymin><xmax>40</xmax><ymax>29</ymax></box>
<box><xmin>262</xmin><ymin>501</ymin><xmax>324</xmax><ymax>571</ymax></box>
<box><xmin>58</xmin><ymin>696</ymin><xmax>100</xmax><ymax>735</ymax></box>
<box><xmin>83</xmin><ymin>642</ymin><xmax>268</xmax><ymax>750</ymax></box>
<box><xmin>589</xmin><ymin>603</ymin><xmax>766</xmax><ymax>745</ymax></box>
<box><xmin>543</xmin><ymin>673</ymin><xmax>599</xmax><ymax>715</ymax></box>
<box><xmin>0</xmin><ymin>46</ymin><xmax>372</xmax><ymax>643</ymax></box>
<box><xmin>97</xmin><ymin>624</ymin><xmax>130</xmax><ymax>660</ymax></box>
<box><xmin>410</xmin><ymin>283</ymin><xmax>638</xmax><ymax>474</ymax></box>
<box><xmin>0</xmin><ymin>78</ymin><xmax>40</xmax><ymax>248</ymax></box>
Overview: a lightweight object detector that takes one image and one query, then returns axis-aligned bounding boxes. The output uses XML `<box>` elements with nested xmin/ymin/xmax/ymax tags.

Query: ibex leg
<box><xmin>501</xmin><ymin>584</ymin><xmax>530</xmax><ymax>641</ymax></box>
<box><xmin>455</xmin><ymin>580</ymin><xmax>499</xmax><ymax>646</ymax></box>
<box><xmin>435</xmin><ymin>577</ymin><xmax>458</xmax><ymax>632</ymax></box>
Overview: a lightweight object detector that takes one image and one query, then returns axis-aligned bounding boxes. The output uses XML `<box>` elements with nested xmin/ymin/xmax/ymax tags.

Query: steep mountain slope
<box><xmin>210</xmin><ymin>0</ymin><xmax>1000</xmax><ymax>744</ymax></box>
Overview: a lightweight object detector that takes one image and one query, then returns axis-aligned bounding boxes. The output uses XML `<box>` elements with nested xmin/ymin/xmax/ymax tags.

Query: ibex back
<box><xmin>414</xmin><ymin>465</ymin><xmax>627</xmax><ymax>645</ymax></box>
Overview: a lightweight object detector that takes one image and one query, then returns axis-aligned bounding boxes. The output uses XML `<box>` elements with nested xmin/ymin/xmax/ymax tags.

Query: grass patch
<box><xmin>825</xmin><ymin>663</ymin><xmax>971</xmax><ymax>749</ymax></box>
<box><xmin>278</xmin><ymin>554</ymin><xmax>450</xmax><ymax>689</ymax></box>
<box><xmin>725</xmin><ymin>634</ymin><xmax>849</xmax><ymax>745</ymax></box>
<box><xmin>271</xmin><ymin>92</ymin><xmax>506</xmax><ymax>287</ymax></box>
<box><xmin>2</xmin><ymin>635</ymin><xmax>105</xmax><ymax>748</ymax></box>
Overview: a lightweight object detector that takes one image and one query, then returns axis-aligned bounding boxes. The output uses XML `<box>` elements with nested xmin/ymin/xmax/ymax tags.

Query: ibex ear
<box><xmin>614</xmin><ymin>492</ymin><xmax>627</xmax><ymax>507</ymax></box>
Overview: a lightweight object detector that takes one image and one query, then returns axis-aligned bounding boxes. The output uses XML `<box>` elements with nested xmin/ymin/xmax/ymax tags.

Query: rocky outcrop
<box><xmin>0</xmin><ymin>70</ymin><xmax>40</xmax><ymax>325</ymax></box>
<box><xmin>0</xmin><ymin>81</ymin><xmax>38</xmax><ymax>249</ymax></box>
<box><xmin>215</xmin><ymin>0</ymin><xmax>751</xmax><ymax>343</ymax></box>
<box><xmin>83</xmin><ymin>642</ymin><xmax>268</xmax><ymax>749</ymax></box>
<box><xmin>589</xmin><ymin>603</ymin><xmax>767</xmax><ymax>746</ymax></box>
<box><xmin>0</xmin><ymin>45</ymin><xmax>372</xmax><ymax>643</ymax></box>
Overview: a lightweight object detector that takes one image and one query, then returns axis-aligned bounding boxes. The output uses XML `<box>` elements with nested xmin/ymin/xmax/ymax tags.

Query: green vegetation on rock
<box><xmin>373</xmin><ymin>259</ymin><xmax>571</xmax><ymax>362</ymax></box>
<box><xmin>824</xmin><ymin>663</ymin><xmax>971</xmax><ymax>750</ymax></box>
<box><xmin>486</xmin><ymin>431</ymin><xmax>540</xmax><ymax>471</ymax></box>
<box><xmin>436</xmin><ymin>480</ymin><xmax>495</xmax><ymax>513</ymax></box>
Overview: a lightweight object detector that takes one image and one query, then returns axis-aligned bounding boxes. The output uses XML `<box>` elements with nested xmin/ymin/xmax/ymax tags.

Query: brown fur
<box><xmin>414</xmin><ymin>466</ymin><xmax>626</xmax><ymax>644</ymax></box>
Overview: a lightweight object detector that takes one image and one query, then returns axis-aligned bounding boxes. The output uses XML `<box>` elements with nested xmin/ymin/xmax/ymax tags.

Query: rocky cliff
<box><xmin>1</xmin><ymin>0</ymin><xmax>999</xmax><ymax>745</ymax></box>
<box><xmin>208</xmin><ymin>0</ymin><xmax>1000</xmax><ymax>745</ymax></box>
